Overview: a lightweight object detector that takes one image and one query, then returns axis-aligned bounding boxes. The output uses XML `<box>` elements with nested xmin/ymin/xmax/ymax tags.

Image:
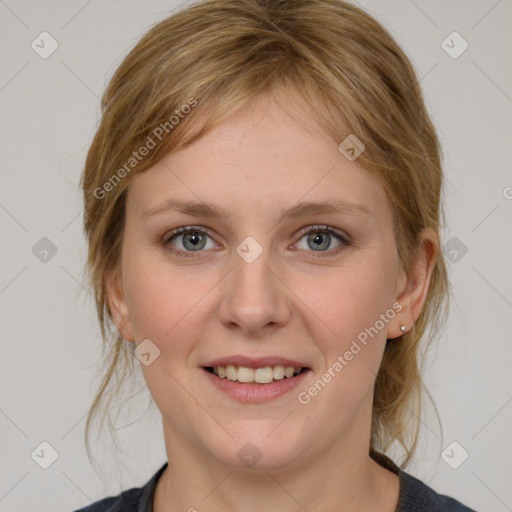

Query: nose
<box><xmin>217</xmin><ymin>241</ymin><xmax>292</xmax><ymax>338</ymax></box>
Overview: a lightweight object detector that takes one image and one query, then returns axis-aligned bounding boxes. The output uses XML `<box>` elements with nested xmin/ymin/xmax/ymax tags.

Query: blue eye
<box><xmin>163</xmin><ymin>225</ymin><xmax>350</xmax><ymax>258</ymax></box>
<box><xmin>164</xmin><ymin>226</ymin><xmax>217</xmax><ymax>257</ymax></box>
<box><xmin>295</xmin><ymin>225</ymin><xmax>350</xmax><ymax>255</ymax></box>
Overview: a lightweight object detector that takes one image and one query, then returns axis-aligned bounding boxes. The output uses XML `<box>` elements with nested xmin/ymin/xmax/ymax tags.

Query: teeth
<box><xmin>225</xmin><ymin>364</ymin><xmax>237</xmax><ymax>381</ymax></box>
<box><xmin>237</xmin><ymin>366</ymin><xmax>254</xmax><ymax>383</ymax></box>
<box><xmin>210</xmin><ymin>364</ymin><xmax>303</xmax><ymax>384</ymax></box>
<box><xmin>254</xmin><ymin>367</ymin><xmax>273</xmax><ymax>384</ymax></box>
<box><xmin>273</xmin><ymin>365</ymin><xmax>284</xmax><ymax>380</ymax></box>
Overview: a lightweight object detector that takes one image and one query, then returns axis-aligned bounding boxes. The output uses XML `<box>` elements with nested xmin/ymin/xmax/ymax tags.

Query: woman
<box><xmin>76</xmin><ymin>0</ymin><xmax>476</xmax><ymax>510</ymax></box>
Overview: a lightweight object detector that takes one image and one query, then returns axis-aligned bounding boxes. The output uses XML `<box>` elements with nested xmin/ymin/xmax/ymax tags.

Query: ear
<box><xmin>105</xmin><ymin>266</ymin><xmax>135</xmax><ymax>342</ymax></box>
<box><xmin>388</xmin><ymin>228</ymin><xmax>439</xmax><ymax>339</ymax></box>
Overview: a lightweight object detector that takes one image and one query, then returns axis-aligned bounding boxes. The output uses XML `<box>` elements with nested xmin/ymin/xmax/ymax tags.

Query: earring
<box><xmin>400</xmin><ymin>324</ymin><xmax>407</xmax><ymax>333</ymax></box>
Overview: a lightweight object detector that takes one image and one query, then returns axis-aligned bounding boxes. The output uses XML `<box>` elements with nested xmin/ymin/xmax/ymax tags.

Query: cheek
<box><xmin>123</xmin><ymin>258</ymin><xmax>210</xmax><ymax>414</ymax></box>
<box><xmin>122</xmin><ymin>250</ymin><xmax>178</xmax><ymax>336</ymax></box>
<box><xmin>290</xmin><ymin>259</ymin><xmax>396</xmax><ymax>347</ymax></box>
<box><xmin>288</xmin><ymin>256</ymin><xmax>397</xmax><ymax>412</ymax></box>
<box><xmin>122</xmin><ymin>251</ymin><xmax>220</xmax><ymax>358</ymax></box>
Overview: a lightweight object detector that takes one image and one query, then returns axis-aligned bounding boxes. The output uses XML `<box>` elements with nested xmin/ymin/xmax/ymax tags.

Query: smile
<box><xmin>206</xmin><ymin>364</ymin><xmax>304</xmax><ymax>384</ymax></box>
<box><xmin>202</xmin><ymin>365</ymin><xmax>311</xmax><ymax>403</ymax></box>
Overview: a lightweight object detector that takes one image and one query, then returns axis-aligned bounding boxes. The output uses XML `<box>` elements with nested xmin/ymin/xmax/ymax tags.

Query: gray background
<box><xmin>0</xmin><ymin>0</ymin><xmax>511</xmax><ymax>510</ymax></box>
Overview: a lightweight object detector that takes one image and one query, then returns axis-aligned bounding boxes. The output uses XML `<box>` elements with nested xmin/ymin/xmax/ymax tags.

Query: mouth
<box><xmin>201</xmin><ymin>356</ymin><xmax>312</xmax><ymax>402</ymax></box>
<box><xmin>204</xmin><ymin>364</ymin><xmax>307</xmax><ymax>384</ymax></box>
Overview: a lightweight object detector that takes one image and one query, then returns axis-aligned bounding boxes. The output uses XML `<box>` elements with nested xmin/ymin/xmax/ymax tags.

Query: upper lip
<box><xmin>203</xmin><ymin>355</ymin><xmax>310</xmax><ymax>369</ymax></box>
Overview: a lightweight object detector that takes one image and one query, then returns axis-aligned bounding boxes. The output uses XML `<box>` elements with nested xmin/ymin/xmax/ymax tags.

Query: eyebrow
<box><xmin>140</xmin><ymin>198</ymin><xmax>373</xmax><ymax>221</ymax></box>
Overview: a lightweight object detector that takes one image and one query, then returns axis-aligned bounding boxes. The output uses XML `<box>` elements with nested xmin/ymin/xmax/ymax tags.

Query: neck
<box><xmin>153</xmin><ymin>420</ymin><xmax>399</xmax><ymax>512</ymax></box>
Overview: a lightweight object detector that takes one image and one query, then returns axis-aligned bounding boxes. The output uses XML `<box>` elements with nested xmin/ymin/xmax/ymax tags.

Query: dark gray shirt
<box><xmin>74</xmin><ymin>454</ymin><xmax>477</xmax><ymax>511</ymax></box>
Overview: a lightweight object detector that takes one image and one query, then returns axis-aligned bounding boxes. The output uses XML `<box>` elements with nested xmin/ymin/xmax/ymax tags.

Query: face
<box><xmin>108</xmin><ymin>92</ymin><xmax>426</xmax><ymax>472</ymax></box>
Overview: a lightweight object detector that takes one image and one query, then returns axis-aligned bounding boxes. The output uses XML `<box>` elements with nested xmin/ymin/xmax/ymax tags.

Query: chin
<box><xmin>204</xmin><ymin>428</ymin><xmax>305</xmax><ymax>472</ymax></box>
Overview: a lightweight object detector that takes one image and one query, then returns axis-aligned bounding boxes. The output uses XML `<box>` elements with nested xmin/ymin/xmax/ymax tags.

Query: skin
<box><xmin>107</xmin><ymin>91</ymin><xmax>437</xmax><ymax>512</ymax></box>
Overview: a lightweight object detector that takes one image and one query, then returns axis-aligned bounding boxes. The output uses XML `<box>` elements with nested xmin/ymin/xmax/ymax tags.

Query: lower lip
<box><xmin>202</xmin><ymin>368</ymin><xmax>311</xmax><ymax>403</ymax></box>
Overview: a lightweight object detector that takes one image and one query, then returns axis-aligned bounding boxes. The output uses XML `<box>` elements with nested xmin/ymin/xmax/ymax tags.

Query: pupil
<box><xmin>184</xmin><ymin>231</ymin><xmax>205</xmax><ymax>250</ymax></box>
<box><xmin>308</xmin><ymin>232</ymin><xmax>330</xmax><ymax>251</ymax></box>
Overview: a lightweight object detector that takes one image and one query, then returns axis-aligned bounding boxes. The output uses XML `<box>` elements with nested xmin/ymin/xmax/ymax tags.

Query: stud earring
<box><xmin>400</xmin><ymin>325</ymin><xmax>407</xmax><ymax>333</ymax></box>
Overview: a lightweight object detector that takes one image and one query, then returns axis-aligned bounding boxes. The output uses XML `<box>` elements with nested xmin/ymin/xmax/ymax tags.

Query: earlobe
<box><xmin>387</xmin><ymin>300</ymin><xmax>411</xmax><ymax>340</ymax></box>
<box><xmin>389</xmin><ymin>229</ymin><xmax>438</xmax><ymax>340</ymax></box>
<box><xmin>105</xmin><ymin>267</ymin><xmax>135</xmax><ymax>342</ymax></box>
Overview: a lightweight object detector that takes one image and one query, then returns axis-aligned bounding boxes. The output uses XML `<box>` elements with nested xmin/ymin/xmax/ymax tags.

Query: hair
<box><xmin>80</xmin><ymin>0</ymin><xmax>449</xmax><ymax>468</ymax></box>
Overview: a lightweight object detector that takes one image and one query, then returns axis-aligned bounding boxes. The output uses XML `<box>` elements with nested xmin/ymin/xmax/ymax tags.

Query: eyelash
<box><xmin>162</xmin><ymin>224</ymin><xmax>351</xmax><ymax>259</ymax></box>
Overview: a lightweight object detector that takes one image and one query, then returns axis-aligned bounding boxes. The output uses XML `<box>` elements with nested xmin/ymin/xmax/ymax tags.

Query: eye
<box><xmin>163</xmin><ymin>226</ymin><xmax>217</xmax><ymax>257</ymax></box>
<box><xmin>294</xmin><ymin>225</ymin><xmax>350</xmax><ymax>255</ymax></box>
<box><xmin>163</xmin><ymin>224</ymin><xmax>351</xmax><ymax>259</ymax></box>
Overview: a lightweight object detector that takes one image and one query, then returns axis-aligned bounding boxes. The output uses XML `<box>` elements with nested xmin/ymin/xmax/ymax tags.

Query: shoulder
<box><xmin>73</xmin><ymin>489</ymin><xmax>140</xmax><ymax>512</ymax></box>
<box><xmin>398</xmin><ymin>470</ymin><xmax>477</xmax><ymax>511</ymax></box>
<box><xmin>370</xmin><ymin>451</ymin><xmax>477</xmax><ymax>512</ymax></box>
<box><xmin>73</xmin><ymin>462</ymin><xmax>168</xmax><ymax>512</ymax></box>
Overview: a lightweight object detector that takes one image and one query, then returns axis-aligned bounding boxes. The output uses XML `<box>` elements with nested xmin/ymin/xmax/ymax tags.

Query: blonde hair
<box><xmin>81</xmin><ymin>0</ymin><xmax>449</xmax><ymax>467</ymax></box>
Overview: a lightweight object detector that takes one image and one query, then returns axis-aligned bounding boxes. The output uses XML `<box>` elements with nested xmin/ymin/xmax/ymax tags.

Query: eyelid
<box><xmin>294</xmin><ymin>224</ymin><xmax>349</xmax><ymax>242</ymax></box>
<box><xmin>163</xmin><ymin>225</ymin><xmax>214</xmax><ymax>243</ymax></box>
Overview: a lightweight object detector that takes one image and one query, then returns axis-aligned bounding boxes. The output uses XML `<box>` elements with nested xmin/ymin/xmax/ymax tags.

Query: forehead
<box><xmin>126</xmin><ymin>93</ymin><xmax>390</xmax><ymax>226</ymax></box>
